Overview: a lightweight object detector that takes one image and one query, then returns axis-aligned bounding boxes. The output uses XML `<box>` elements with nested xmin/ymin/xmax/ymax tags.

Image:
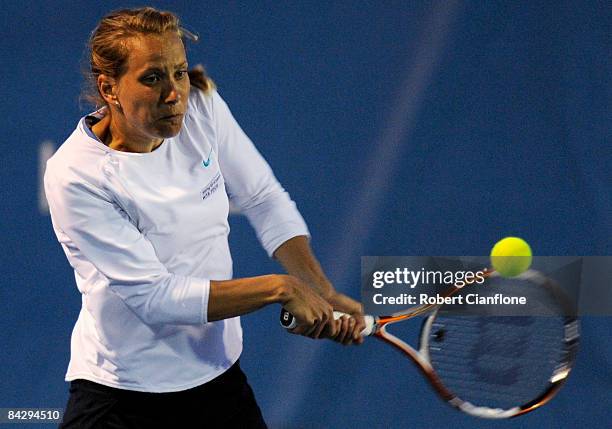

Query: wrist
<box><xmin>293</xmin><ymin>270</ymin><xmax>334</xmax><ymax>297</ymax></box>
<box><xmin>328</xmin><ymin>292</ymin><xmax>364</xmax><ymax>315</ymax></box>
<box><xmin>274</xmin><ymin>275</ymin><xmax>295</xmax><ymax>305</ymax></box>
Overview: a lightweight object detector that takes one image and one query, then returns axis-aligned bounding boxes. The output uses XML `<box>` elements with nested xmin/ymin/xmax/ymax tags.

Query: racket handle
<box><xmin>280</xmin><ymin>308</ymin><xmax>376</xmax><ymax>336</ymax></box>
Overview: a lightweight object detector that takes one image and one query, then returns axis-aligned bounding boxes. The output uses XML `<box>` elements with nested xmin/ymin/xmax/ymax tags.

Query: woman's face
<box><xmin>112</xmin><ymin>31</ymin><xmax>190</xmax><ymax>141</ymax></box>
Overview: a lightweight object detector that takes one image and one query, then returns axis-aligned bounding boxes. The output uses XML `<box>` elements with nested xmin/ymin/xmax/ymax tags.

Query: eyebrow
<box><xmin>142</xmin><ymin>61</ymin><xmax>189</xmax><ymax>71</ymax></box>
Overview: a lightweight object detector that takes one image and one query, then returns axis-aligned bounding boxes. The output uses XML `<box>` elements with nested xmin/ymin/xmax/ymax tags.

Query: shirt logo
<box><xmin>201</xmin><ymin>172</ymin><xmax>221</xmax><ymax>201</ymax></box>
<box><xmin>202</xmin><ymin>148</ymin><xmax>213</xmax><ymax>167</ymax></box>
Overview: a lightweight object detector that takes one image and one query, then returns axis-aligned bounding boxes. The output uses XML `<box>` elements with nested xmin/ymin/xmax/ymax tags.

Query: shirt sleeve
<box><xmin>44</xmin><ymin>169</ymin><xmax>210</xmax><ymax>326</ymax></box>
<box><xmin>210</xmin><ymin>91</ymin><xmax>310</xmax><ymax>257</ymax></box>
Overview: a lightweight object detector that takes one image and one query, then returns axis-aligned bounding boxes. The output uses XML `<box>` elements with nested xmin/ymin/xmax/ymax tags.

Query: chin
<box><xmin>160</xmin><ymin>129</ymin><xmax>182</xmax><ymax>138</ymax></box>
<box><xmin>154</xmin><ymin>114</ymin><xmax>185</xmax><ymax>138</ymax></box>
<box><xmin>156</xmin><ymin>123</ymin><xmax>183</xmax><ymax>138</ymax></box>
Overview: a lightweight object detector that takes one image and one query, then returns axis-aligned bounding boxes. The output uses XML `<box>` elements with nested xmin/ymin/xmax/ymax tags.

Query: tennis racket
<box><xmin>280</xmin><ymin>269</ymin><xmax>579</xmax><ymax>419</ymax></box>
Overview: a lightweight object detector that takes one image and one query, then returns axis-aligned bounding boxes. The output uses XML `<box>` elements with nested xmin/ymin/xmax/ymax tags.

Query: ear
<box><xmin>97</xmin><ymin>74</ymin><xmax>119</xmax><ymax>106</ymax></box>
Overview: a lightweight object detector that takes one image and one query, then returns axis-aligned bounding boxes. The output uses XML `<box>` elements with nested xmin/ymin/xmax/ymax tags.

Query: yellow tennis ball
<box><xmin>490</xmin><ymin>237</ymin><xmax>532</xmax><ymax>277</ymax></box>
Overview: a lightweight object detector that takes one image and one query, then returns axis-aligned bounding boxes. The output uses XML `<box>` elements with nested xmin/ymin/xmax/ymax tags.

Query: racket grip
<box><xmin>280</xmin><ymin>308</ymin><xmax>376</xmax><ymax>336</ymax></box>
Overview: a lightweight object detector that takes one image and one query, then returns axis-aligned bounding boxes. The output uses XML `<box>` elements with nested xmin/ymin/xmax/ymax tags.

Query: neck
<box><xmin>91</xmin><ymin>112</ymin><xmax>162</xmax><ymax>153</ymax></box>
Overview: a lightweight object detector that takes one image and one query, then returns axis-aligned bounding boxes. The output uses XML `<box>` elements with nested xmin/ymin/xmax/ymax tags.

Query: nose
<box><xmin>164</xmin><ymin>82</ymin><xmax>181</xmax><ymax>105</ymax></box>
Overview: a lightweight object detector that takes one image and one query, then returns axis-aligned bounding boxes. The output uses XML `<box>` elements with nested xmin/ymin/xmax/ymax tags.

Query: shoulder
<box><xmin>45</xmin><ymin>119</ymin><xmax>109</xmax><ymax>196</ymax></box>
<box><xmin>186</xmin><ymin>87</ymin><xmax>233</xmax><ymax>124</ymax></box>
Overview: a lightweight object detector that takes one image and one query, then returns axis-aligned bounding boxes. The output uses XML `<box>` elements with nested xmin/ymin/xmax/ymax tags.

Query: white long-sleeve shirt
<box><xmin>44</xmin><ymin>88</ymin><xmax>309</xmax><ymax>392</ymax></box>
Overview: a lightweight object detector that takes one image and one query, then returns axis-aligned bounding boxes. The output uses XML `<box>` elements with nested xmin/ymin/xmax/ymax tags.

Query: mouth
<box><xmin>159</xmin><ymin>113</ymin><xmax>183</xmax><ymax>121</ymax></box>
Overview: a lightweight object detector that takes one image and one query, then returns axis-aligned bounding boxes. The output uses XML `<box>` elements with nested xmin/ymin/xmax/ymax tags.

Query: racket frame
<box><xmin>370</xmin><ymin>269</ymin><xmax>579</xmax><ymax>418</ymax></box>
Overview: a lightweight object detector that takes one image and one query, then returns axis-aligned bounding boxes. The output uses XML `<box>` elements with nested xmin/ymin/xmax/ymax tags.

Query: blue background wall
<box><xmin>0</xmin><ymin>1</ymin><xmax>610</xmax><ymax>427</ymax></box>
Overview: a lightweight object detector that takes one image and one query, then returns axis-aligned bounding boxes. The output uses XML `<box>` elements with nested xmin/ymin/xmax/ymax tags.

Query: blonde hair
<box><xmin>83</xmin><ymin>7</ymin><xmax>215</xmax><ymax>107</ymax></box>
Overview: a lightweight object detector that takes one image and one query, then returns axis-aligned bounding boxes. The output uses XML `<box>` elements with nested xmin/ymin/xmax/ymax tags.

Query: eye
<box><xmin>176</xmin><ymin>69</ymin><xmax>188</xmax><ymax>80</ymax></box>
<box><xmin>142</xmin><ymin>73</ymin><xmax>161</xmax><ymax>84</ymax></box>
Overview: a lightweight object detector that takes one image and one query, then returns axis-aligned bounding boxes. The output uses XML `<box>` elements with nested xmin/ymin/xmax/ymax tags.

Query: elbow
<box><xmin>108</xmin><ymin>273</ymin><xmax>208</xmax><ymax>326</ymax></box>
<box><xmin>232</xmin><ymin>185</ymin><xmax>287</xmax><ymax>213</ymax></box>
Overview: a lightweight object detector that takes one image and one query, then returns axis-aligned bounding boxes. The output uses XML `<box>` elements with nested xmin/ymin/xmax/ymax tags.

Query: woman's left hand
<box><xmin>326</xmin><ymin>292</ymin><xmax>366</xmax><ymax>346</ymax></box>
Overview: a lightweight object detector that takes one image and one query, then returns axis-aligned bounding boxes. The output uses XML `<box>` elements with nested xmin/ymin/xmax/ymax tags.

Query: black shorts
<box><xmin>59</xmin><ymin>360</ymin><xmax>267</xmax><ymax>429</ymax></box>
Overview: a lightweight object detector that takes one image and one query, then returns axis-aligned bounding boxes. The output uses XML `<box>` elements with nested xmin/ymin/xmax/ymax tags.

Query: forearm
<box><xmin>208</xmin><ymin>274</ymin><xmax>289</xmax><ymax>322</ymax></box>
<box><xmin>273</xmin><ymin>236</ymin><xmax>364</xmax><ymax>318</ymax></box>
<box><xmin>273</xmin><ymin>235</ymin><xmax>334</xmax><ymax>298</ymax></box>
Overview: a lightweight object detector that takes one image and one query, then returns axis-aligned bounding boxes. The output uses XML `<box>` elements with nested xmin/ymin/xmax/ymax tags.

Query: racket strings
<box><xmin>427</xmin><ymin>315</ymin><xmax>569</xmax><ymax>410</ymax></box>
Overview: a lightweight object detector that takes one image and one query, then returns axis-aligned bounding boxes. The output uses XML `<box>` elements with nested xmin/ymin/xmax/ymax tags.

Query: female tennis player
<box><xmin>45</xmin><ymin>7</ymin><xmax>364</xmax><ymax>428</ymax></box>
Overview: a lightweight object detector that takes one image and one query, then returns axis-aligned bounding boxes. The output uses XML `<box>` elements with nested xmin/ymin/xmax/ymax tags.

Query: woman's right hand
<box><xmin>278</xmin><ymin>275</ymin><xmax>339</xmax><ymax>339</ymax></box>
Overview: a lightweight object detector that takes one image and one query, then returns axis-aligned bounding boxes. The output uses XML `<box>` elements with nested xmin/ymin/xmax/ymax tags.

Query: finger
<box><xmin>343</xmin><ymin>317</ymin><xmax>356</xmax><ymax>345</ymax></box>
<box><xmin>299</xmin><ymin>318</ymin><xmax>320</xmax><ymax>338</ymax></box>
<box><xmin>351</xmin><ymin>314</ymin><xmax>366</xmax><ymax>341</ymax></box>
<box><xmin>335</xmin><ymin>315</ymin><xmax>350</xmax><ymax>343</ymax></box>
<box><xmin>329</xmin><ymin>315</ymin><xmax>341</xmax><ymax>338</ymax></box>
<box><xmin>312</xmin><ymin>313</ymin><xmax>329</xmax><ymax>339</ymax></box>
<box><xmin>289</xmin><ymin>323</ymin><xmax>309</xmax><ymax>336</ymax></box>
